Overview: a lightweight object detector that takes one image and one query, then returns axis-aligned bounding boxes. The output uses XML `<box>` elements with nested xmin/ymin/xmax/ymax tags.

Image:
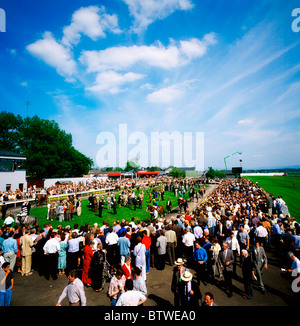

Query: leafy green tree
<box><xmin>168</xmin><ymin>167</ymin><xmax>186</xmax><ymax>178</ymax></box>
<box><xmin>0</xmin><ymin>111</ymin><xmax>23</xmax><ymax>152</ymax></box>
<box><xmin>0</xmin><ymin>111</ymin><xmax>93</xmax><ymax>179</ymax></box>
<box><xmin>206</xmin><ymin>167</ymin><xmax>226</xmax><ymax>179</ymax></box>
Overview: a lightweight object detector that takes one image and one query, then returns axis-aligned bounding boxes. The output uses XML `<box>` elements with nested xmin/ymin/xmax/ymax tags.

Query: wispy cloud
<box><xmin>122</xmin><ymin>0</ymin><xmax>194</xmax><ymax>33</ymax></box>
<box><xmin>79</xmin><ymin>33</ymin><xmax>217</xmax><ymax>72</ymax></box>
<box><xmin>86</xmin><ymin>70</ymin><xmax>145</xmax><ymax>94</ymax></box>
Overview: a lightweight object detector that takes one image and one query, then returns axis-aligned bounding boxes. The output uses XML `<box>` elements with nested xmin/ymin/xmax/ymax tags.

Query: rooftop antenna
<box><xmin>26</xmin><ymin>101</ymin><xmax>30</xmax><ymax>117</ymax></box>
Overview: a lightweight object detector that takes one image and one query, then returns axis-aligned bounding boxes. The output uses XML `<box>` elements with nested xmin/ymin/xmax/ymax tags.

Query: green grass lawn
<box><xmin>244</xmin><ymin>176</ymin><xmax>300</xmax><ymax>222</ymax></box>
<box><xmin>2</xmin><ymin>185</ymin><xmax>206</xmax><ymax>230</ymax></box>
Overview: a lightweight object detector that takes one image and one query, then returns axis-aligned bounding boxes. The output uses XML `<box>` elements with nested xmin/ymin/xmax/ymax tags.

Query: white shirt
<box><xmin>182</xmin><ymin>231</ymin><xmax>195</xmax><ymax>247</ymax></box>
<box><xmin>255</xmin><ymin>226</ymin><xmax>268</xmax><ymax>238</ymax></box>
<box><xmin>116</xmin><ymin>290</ymin><xmax>146</xmax><ymax>306</ymax></box>
<box><xmin>43</xmin><ymin>238</ymin><xmax>60</xmax><ymax>254</ymax></box>
<box><xmin>193</xmin><ymin>226</ymin><xmax>203</xmax><ymax>239</ymax></box>
<box><xmin>225</xmin><ymin>236</ymin><xmax>240</xmax><ymax>254</ymax></box>
<box><xmin>105</xmin><ymin>232</ymin><xmax>119</xmax><ymax>246</ymax></box>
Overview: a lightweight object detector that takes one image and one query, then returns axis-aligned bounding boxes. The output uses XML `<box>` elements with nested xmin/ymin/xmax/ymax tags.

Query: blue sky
<box><xmin>0</xmin><ymin>0</ymin><xmax>300</xmax><ymax>170</ymax></box>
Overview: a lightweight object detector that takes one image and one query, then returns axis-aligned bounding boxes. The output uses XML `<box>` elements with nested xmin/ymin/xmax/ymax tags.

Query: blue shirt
<box><xmin>292</xmin><ymin>235</ymin><xmax>300</xmax><ymax>249</ymax></box>
<box><xmin>118</xmin><ymin>237</ymin><xmax>130</xmax><ymax>256</ymax></box>
<box><xmin>2</xmin><ymin>237</ymin><xmax>18</xmax><ymax>253</ymax></box>
<box><xmin>193</xmin><ymin>247</ymin><xmax>207</xmax><ymax>263</ymax></box>
<box><xmin>272</xmin><ymin>224</ymin><xmax>282</xmax><ymax>235</ymax></box>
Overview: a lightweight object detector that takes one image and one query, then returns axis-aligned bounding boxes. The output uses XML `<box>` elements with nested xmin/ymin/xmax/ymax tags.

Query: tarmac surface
<box><xmin>9</xmin><ymin>184</ymin><xmax>300</xmax><ymax>307</ymax></box>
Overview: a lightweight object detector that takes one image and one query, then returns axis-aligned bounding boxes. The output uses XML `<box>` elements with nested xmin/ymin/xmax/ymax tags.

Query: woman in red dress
<box><xmin>81</xmin><ymin>240</ymin><xmax>94</xmax><ymax>286</ymax></box>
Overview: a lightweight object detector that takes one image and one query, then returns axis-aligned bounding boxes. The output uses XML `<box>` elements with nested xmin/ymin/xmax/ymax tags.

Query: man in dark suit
<box><xmin>241</xmin><ymin>249</ymin><xmax>254</xmax><ymax>300</ymax></box>
<box><xmin>216</xmin><ymin>219</ymin><xmax>227</xmax><ymax>245</ymax></box>
<box><xmin>171</xmin><ymin>258</ymin><xmax>190</xmax><ymax>306</ymax></box>
<box><xmin>218</xmin><ymin>242</ymin><xmax>235</xmax><ymax>297</ymax></box>
<box><xmin>98</xmin><ymin>196</ymin><xmax>104</xmax><ymax>217</ymax></box>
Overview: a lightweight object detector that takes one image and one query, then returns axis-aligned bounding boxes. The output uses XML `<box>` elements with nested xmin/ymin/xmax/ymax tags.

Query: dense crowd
<box><xmin>0</xmin><ymin>176</ymin><xmax>174</xmax><ymax>203</ymax></box>
<box><xmin>0</xmin><ymin>177</ymin><xmax>299</xmax><ymax>306</ymax></box>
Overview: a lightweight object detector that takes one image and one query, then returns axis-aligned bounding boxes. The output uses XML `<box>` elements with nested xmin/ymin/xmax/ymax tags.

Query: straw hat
<box><xmin>181</xmin><ymin>271</ymin><xmax>193</xmax><ymax>282</ymax></box>
<box><xmin>174</xmin><ymin>258</ymin><xmax>185</xmax><ymax>265</ymax></box>
<box><xmin>175</xmin><ymin>258</ymin><xmax>184</xmax><ymax>265</ymax></box>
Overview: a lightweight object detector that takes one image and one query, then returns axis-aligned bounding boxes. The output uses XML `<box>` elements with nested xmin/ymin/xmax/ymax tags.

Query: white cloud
<box><xmin>61</xmin><ymin>6</ymin><xmax>121</xmax><ymax>47</ymax></box>
<box><xmin>122</xmin><ymin>0</ymin><xmax>194</xmax><ymax>32</ymax></box>
<box><xmin>237</xmin><ymin>118</ymin><xmax>255</xmax><ymax>125</ymax></box>
<box><xmin>86</xmin><ymin>70</ymin><xmax>145</xmax><ymax>94</ymax></box>
<box><xmin>147</xmin><ymin>84</ymin><xmax>185</xmax><ymax>103</ymax></box>
<box><xmin>79</xmin><ymin>33</ymin><xmax>217</xmax><ymax>72</ymax></box>
<box><xmin>26</xmin><ymin>32</ymin><xmax>77</xmax><ymax>81</ymax></box>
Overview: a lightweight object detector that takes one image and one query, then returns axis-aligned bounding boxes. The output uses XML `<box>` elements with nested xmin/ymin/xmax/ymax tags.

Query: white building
<box><xmin>0</xmin><ymin>151</ymin><xmax>27</xmax><ymax>192</ymax></box>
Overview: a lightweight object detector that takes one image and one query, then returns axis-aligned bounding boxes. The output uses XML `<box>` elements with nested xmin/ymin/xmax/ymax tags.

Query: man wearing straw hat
<box><xmin>178</xmin><ymin>270</ymin><xmax>201</xmax><ymax>307</ymax></box>
<box><xmin>171</xmin><ymin>258</ymin><xmax>189</xmax><ymax>306</ymax></box>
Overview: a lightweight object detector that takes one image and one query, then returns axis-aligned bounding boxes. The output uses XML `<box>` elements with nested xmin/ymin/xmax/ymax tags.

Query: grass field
<box><xmin>244</xmin><ymin>176</ymin><xmax>300</xmax><ymax>222</ymax></box>
<box><xmin>1</xmin><ymin>185</ymin><xmax>207</xmax><ymax>230</ymax></box>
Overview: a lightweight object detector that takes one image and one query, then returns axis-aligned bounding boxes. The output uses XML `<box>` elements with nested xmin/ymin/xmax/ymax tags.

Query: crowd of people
<box><xmin>0</xmin><ymin>176</ymin><xmax>299</xmax><ymax>306</ymax></box>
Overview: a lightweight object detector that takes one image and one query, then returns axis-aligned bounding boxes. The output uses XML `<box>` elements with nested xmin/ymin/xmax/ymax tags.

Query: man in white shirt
<box><xmin>182</xmin><ymin>228</ymin><xmax>195</xmax><ymax>267</ymax></box>
<box><xmin>105</xmin><ymin>227</ymin><xmax>119</xmax><ymax>269</ymax></box>
<box><xmin>116</xmin><ymin>279</ymin><xmax>147</xmax><ymax>306</ymax></box>
<box><xmin>193</xmin><ymin>223</ymin><xmax>203</xmax><ymax>240</ymax></box>
<box><xmin>225</xmin><ymin>231</ymin><xmax>240</xmax><ymax>274</ymax></box>
<box><xmin>43</xmin><ymin>232</ymin><xmax>60</xmax><ymax>280</ymax></box>
<box><xmin>255</xmin><ymin>222</ymin><xmax>268</xmax><ymax>248</ymax></box>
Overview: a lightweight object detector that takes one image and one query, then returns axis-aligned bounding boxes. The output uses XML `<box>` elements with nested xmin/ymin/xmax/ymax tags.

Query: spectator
<box><xmin>156</xmin><ymin>229</ymin><xmax>167</xmax><ymax>271</ymax></box>
<box><xmin>165</xmin><ymin>224</ymin><xmax>177</xmax><ymax>266</ymax></box>
<box><xmin>0</xmin><ymin>262</ymin><xmax>14</xmax><ymax>306</ymax></box>
<box><xmin>117</xmin><ymin>230</ymin><xmax>131</xmax><ymax>267</ymax></box>
<box><xmin>81</xmin><ymin>239</ymin><xmax>94</xmax><ymax>287</ymax></box>
<box><xmin>241</xmin><ymin>249</ymin><xmax>254</xmax><ymax>300</ymax></box>
<box><xmin>133</xmin><ymin>266</ymin><xmax>147</xmax><ymax>296</ymax></box>
<box><xmin>108</xmin><ymin>268</ymin><xmax>126</xmax><ymax>306</ymax></box>
<box><xmin>133</xmin><ymin>236</ymin><xmax>146</xmax><ymax>280</ymax></box>
<box><xmin>19</xmin><ymin>229</ymin><xmax>34</xmax><ymax>276</ymax></box>
<box><xmin>43</xmin><ymin>231</ymin><xmax>60</xmax><ymax>280</ymax></box>
<box><xmin>178</xmin><ymin>270</ymin><xmax>201</xmax><ymax>307</ymax></box>
<box><xmin>116</xmin><ymin>279</ymin><xmax>147</xmax><ymax>306</ymax></box>
<box><xmin>251</xmin><ymin>241</ymin><xmax>268</xmax><ymax>293</ymax></box>
<box><xmin>90</xmin><ymin>242</ymin><xmax>105</xmax><ymax>292</ymax></box>
<box><xmin>2</xmin><ymin>231</ymin><xmax>18</xmax><ymax>272</ymax></box>
<box><xmin>218</xmin><ymin>242</ymin><xmax>235</xmax><ymax>297</ymax></box>
<box><xmin>141</xmin><ymin>230</ymin><xmax>151</xmax><ymax>274</ymax></box>
<box><xmin>202</xmin><ymin>291</ymin><xmax>217</xmax><ymax>306</ymax></box>
<box><xmin>56</xmin><ymin>269</ymin><xmax>86</xmax><ymax>306</ymax></box>
<box><xmin>58</xmin><ymin>233</ymin><xmax>68</xmax><ymax>275</ymax></box>
<box><xmin>121</xmin><ymin>256</ymin><xmax>133</xmax><ymax>280</ymax></box>
<box><xmin>182</xmin><ymin>228</ymin><xmax>196</xmax><ymax>268</ymax></box>
<box><xmin>171</xmin><ymin>258</ymin><xmax>189</xmax><ymax>306</ymax></box>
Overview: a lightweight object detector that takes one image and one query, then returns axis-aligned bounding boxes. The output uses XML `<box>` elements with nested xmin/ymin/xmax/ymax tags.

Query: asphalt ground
<box><xmin>8</xmin><ymin>185</ymin><xmax>300</xmax><ymax>309</ymax></box>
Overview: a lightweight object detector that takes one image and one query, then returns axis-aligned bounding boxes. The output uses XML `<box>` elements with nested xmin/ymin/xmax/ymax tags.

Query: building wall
<box><xmin>0</xmin><ymin>170</ymin><xmax>27</xmax><ymax>192</ymax></box>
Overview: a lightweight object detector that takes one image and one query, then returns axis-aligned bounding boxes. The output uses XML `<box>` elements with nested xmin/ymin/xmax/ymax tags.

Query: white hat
<box><xmin>181</xmin><ymin>271</ymin><xmax>193</xmax><ymax>282</ymax></box>
<box><xmin>175</xmin><ymin>258</ymin><xmax>185</xmax><ymax>265</ymax></box>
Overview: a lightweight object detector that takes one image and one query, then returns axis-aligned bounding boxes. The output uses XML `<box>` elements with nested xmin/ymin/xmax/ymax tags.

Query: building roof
<box><xmin>0</xmin><ymin>151</ymin><xmax>26</xmax><ymax>160</ymax></box>
<box><xmin>136</xmin><ymin>171</ymin><xmax>160</xmax><ymax>175</ymax></box>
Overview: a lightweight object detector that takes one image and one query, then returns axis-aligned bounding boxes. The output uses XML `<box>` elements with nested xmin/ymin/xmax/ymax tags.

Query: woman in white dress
<box><xmin>133</xmin><ymin>236</ymin><xmax>146</xmax><ymax>281</ymax></box>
